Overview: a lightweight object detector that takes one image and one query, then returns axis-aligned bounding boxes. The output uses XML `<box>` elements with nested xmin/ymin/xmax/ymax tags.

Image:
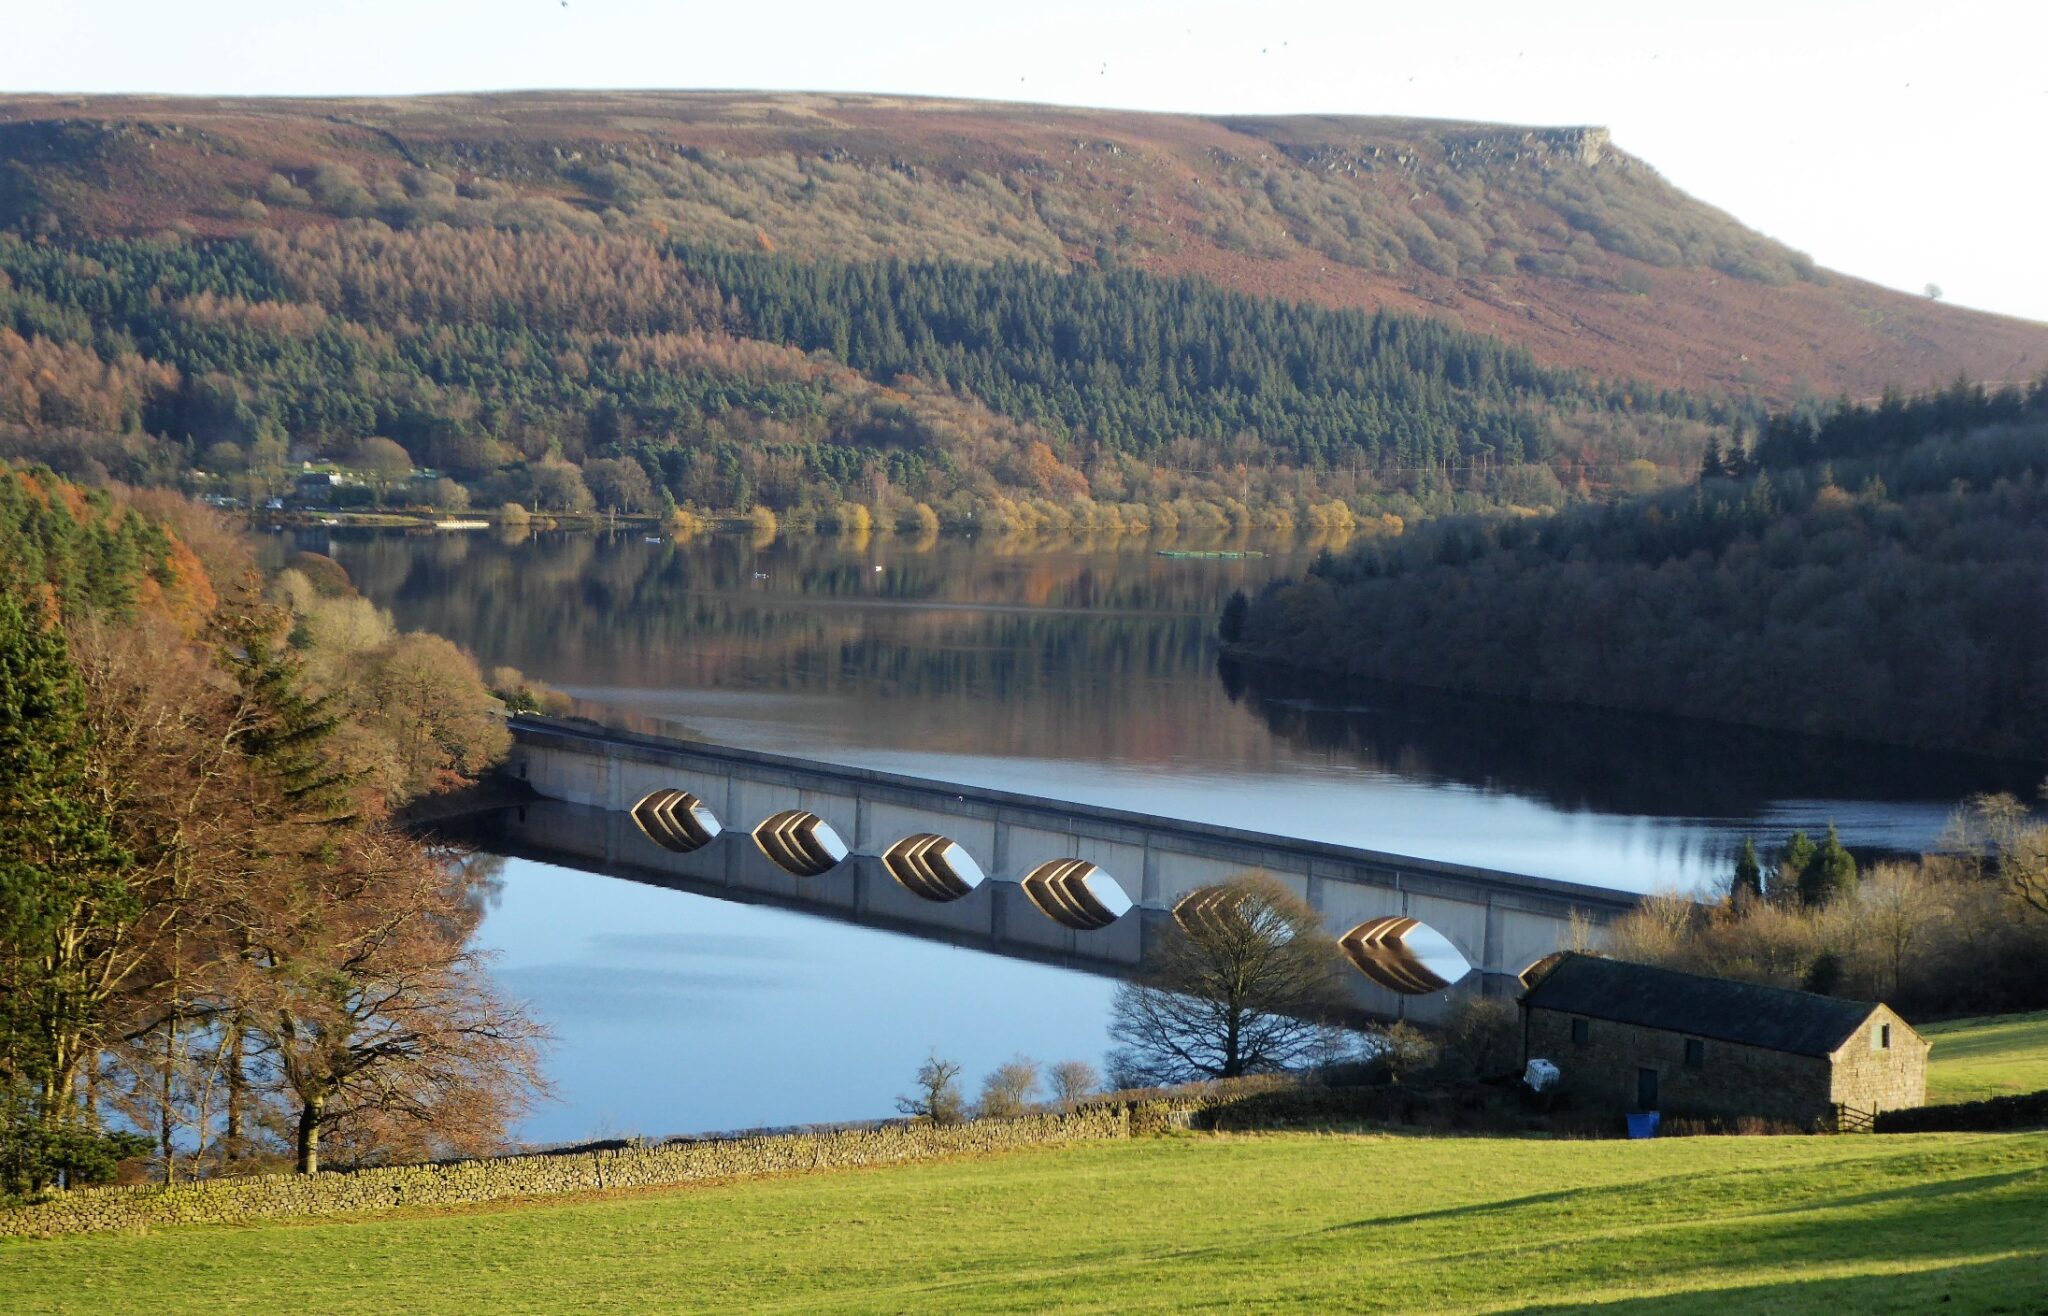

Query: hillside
<box><xmin>4</xmin><ymin>1132</ymin><xmax>2044</xmax><ymax>1312</ymax></box>
<box><xmin>1233</xmin><ymin>381</ymin><xmax>2048</xmax><ymax>757</ymax></box>
<box><xmin>2</xmin><ymin>91</ymin><xmax>2042</xmax><ymax>401</ymax></box>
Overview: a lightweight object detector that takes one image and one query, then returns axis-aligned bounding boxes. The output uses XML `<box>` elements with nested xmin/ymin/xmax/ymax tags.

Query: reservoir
<box><xmin>281</xmin><ymin>526</ymin><xmax>2043</xmax><ymax>1141</ymax></box>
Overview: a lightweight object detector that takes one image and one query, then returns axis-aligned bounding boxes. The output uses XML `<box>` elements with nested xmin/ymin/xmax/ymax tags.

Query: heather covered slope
<box><xmin>2</xmin><ymin>90</ymin><xmax>2041</xmax><ymax>400</ymax></box>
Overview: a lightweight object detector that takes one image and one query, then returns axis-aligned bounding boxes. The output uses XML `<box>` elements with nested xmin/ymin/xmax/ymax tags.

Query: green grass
<box><xmin>4</xmin><ymin>1131</ymin><xmax>2045</xmax><ymax>1313</ymax></box>
<box><xmin>1924</xmin><ymin>1010</ymin><xmax>2048</xmax><ymax>1104</ymax></box>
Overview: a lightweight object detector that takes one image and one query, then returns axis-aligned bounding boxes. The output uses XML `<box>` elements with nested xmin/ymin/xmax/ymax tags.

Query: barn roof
<box><xmin>1521</xmin><ymin>954</ymin><xmax>1884</xmax><ymax>1058</ymax></box>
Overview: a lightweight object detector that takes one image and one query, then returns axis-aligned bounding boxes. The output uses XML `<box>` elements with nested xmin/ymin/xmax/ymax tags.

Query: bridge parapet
<box><xmin>501</xmin><ymin>716</ymin><xmax>1636</xmax><ymax>993</ymax></box>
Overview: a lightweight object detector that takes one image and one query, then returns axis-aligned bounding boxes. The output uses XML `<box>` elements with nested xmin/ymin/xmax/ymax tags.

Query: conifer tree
<box><xmin>1731</xmin><ymin>836</ymin><xmax>1763</xmax><ymax>905</ymax></box>
<box><xmin>1773</xmin><ymin>831</ymin><xmax>1816</xmax><ymax>905</ymax></box>
<box><xmin>1698</xmin><ymin>438</ymin><xmax>1726</xmax><ymax>482</ymax></box>
<box><xmin>217</xmin><ymin>612</ymin><xmax>356</xmax><ymax>825</ymax></box>
<box><xmin>0</xmin><ymin>581</ymin><xmax>134</xmax><ymax>1121</ymax></box>
<box><xmin>1801</xmin><ymin>824</ymin><xmax>1859</xmax><ymax>908</ymax></box>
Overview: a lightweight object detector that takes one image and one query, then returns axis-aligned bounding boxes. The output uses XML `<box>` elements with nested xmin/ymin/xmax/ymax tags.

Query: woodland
<box><xmin>1605</xmin><ymin>792</ymin><xmax>2048</xmax><ymax>1019</ymax></box>
<box><xmin>0</xmin><ymin>225</ymin><xmax>1742</xmax><ymax>533</ymax></box>
<box><xmin>1232</xmin><ymin>379</ymin><xmax>2048</xmax><ymax>756</ymax></box>
<box><xmin>0</xmin><ymin>466</ymin><xmax>544</xmax><ymax>1196</ymax></box>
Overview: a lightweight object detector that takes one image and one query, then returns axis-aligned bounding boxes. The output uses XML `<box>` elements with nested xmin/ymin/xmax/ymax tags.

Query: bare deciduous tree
<box><xmin>1107</xmin><ymin>872</ymin><xmax>1346</xmax><ymax>1085</ymax></box>
<box><xmin>895</xmin><ymin>1052</ymin><xmax>965</xmax><ymax>1126</ymax></box>
<box><xmin>1855</xmin><ymin>862</ymin><xmax>1950</xmax><ymax>997</ymax></box>
<box><xmin>1047</xmin><ymin>1059</ymin><xmax>1099</xmax><ymax>1109</ymax></box>
<box><xmin>1948</xmin><ymin>789</ymin><xmax>2048</xmax><ymax>917</ymax></box>
<box><xmin>1366</xmin><ymin>1021</ymin><xmax>1439</xmax><ymax>1084</ymax></box>
<box><xmin>975</xmin><ymin>1056</ymin><xmax>1040</xmax><ymax>1119</ymax></box>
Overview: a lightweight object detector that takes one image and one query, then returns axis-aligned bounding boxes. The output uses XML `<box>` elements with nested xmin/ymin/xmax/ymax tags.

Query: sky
<box><xmin>5</xmin><ymin>0</ymin><xmax>2045</xmax><ymax>323</ymax></box>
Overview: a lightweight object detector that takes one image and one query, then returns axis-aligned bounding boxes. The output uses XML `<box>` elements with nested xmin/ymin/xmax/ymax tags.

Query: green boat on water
<box><xmin>1155</xmin><ymin>550</ymin><xmax>1266</xmax><ymax>560</ymax></box>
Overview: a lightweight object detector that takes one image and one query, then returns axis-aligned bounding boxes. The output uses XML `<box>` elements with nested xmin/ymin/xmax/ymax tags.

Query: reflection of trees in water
<box><xmin>288</xmin><ymin>528</ymin><xmax>1302</xmax><ymax>756</ymax></box>
<box><xmin>450</xmin><ymin>849</ymin><xmax>510</xmax><ymax>913</ymax></box>
<box><xmin>1219</xmin><ymin>659</ymin><xmax>2044</xmax><ymax>821</ymax></box>
<box><xmin>308</xmin><ymin>528</ymin><xmax>1293</xmax><ymax>620</ymax></box>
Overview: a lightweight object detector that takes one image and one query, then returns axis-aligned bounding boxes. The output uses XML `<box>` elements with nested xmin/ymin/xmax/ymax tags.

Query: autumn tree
<box><xmin>1856</xmin><ymin>863</ymin><xmax>1949</xmax><ymax>997</ymax></box>
<box><xmin>69</xmin><ymin>608</ymin><xmax>261</xmax><ymax>1180</ymax></box>
<box><xmin>1367</xmin><ymin>1021</ymin><xmax>1440</xmax><ymax>1083</ymax></box>
<box><xmin>0</xmin><ymin>468</ymin><xmax>545</xmax><ymax>1189</ymax></box>
<box><xmin>355</xmin><ymin>633</ymin><xmax>511</xmax><ymax>802</ymax></box>
<box><xmin>583</xmin><ymin>457</ymin><xmax>658</xmax><ymax>515</ymax></box>
<box><xmin>353</xmin><ymin>438</ymin><xmax>414</xmax><ymax>503</ymax></box>
<box><xmin>1107</xmin><ymin>873</ymin><xmax>1346</xmax><ymax>1085</ymax></box>
<box><xmin>1949</xmin><ymin>789</ymin><xmax>2048</xmax><ymax>917</ymax></box>
<box><xmin>527</xmin><ymin>459</ymin><xmax>594</xmax><ymax>514</ymax></box>
<box><xmin>252</xmin><ymin>828</ymin><xmax>547</xmax><ymax>1174</ymax></box>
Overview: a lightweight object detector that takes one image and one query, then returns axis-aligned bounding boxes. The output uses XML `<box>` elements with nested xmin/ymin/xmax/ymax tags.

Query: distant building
<box><xmin>293</xmin><ymin>469</ymin><xmax>366</xmax><ymax>508</ymax></box>
<box><xmin>1520</xmin><ymin>954</ymin><xmax>1927</xmax><ymax>1126</ymax></box>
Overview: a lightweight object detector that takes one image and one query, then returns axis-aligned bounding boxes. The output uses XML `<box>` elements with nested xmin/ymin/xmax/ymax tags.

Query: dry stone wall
<box><xmin>0</xmin><ymin>1105</ymin><xmax>1148</xmax><ymax>1240</ymax></box>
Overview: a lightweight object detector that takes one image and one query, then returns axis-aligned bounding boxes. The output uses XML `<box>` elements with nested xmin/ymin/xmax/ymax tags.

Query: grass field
<box><xmin>3</xmin><ymin>1130</ymin><xmax>2045</xmax><ymax>1313</ymax></box>
<box><xmin>1925</xmin><ymin>1011</ymin><xmax>2048</xmax><ymax>1104</ymax></box>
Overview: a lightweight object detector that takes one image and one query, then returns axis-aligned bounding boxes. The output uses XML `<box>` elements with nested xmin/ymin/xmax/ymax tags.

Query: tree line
<box><xmin>0</xmin><ymin>226</ymin><xmax>1748</xmax><ymax>531</ymax></box>
<box><xmin>1609</xmin><ymin>791</ymin><xmax>2048</xmax><ymax>1018</ymax></box>
<box><xmin>1231</xmin><ymin>378</ymin><xmax>2048</xmax><ymax>756</ymax></box>
<box><xmin>0</xmin><ymin>466</ymin><xmax>542</xmax><ymax>1198</ymax></box>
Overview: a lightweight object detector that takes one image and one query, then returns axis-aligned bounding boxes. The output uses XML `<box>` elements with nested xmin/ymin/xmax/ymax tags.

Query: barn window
<box><xmin>1875</xmin><ymin>1022</ymin><xmax>1892</xmax><ymax>1050</ymax></box>
<box><xmin>1685</xmin><ymin>1038</ymin><xmax>1704</xmax><ymax>1068</ymax></box>
<box><xmin>1571</xmin><ymin>1017</ymin><xmax>1590</xmax><ymax>1045</ymax></box>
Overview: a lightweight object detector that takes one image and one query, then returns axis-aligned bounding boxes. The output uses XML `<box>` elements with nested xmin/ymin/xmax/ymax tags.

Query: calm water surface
<box><xmin>474</xmin><ymin>857</ymin><xmax>1115</xmax><ymax>1143</ymax></box>
<box><xmin>282</xmin><ymin>526</ymin><xmax>2042</xmax><ymax>1139</ymax></box>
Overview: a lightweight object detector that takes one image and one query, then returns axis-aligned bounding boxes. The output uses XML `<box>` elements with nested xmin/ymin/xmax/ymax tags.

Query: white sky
<box><xmin>5</xmin><ymin>0</ymin><xmax>2044</xmax><ymax>322</ymax></box>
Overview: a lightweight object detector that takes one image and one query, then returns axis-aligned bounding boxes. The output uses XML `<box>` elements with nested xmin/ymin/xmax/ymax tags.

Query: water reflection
<box><xmin>347</xmin><ymin>524</ymin><xmax>2045</xmax><ymax>1137</ymax></box>
<box><xmin>477</xmin><ymin>856</ymin><xmax>1116</xmax><ymax>1144</ymax></box>
<box><xmin>291</xmin><ymin>526</ymin><xmax>2044</xmax><ymax>893</ymax></box>
<box><xmin>1219</xmin><ymin>662</ymin><xmax>2047</xmax><ymax>855</ymax></box>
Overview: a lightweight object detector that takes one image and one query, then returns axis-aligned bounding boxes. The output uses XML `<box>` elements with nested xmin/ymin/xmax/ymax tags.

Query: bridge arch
<box><xmin>630</xmin><ymin>789</ymin><xmax>722</xmax><ymax>854</ymax></box>
<box><xmin>751</xmin><ymin>810</ymin><xmax>849</xmax><ymax>878</ymax></box>
<box><xmin>1020</xmin><ymin>859</ymin><xmax>1132</xmax><ymax>930</ymax></box>
<box><xmin>1338</xmin><ymin>916</ymin><xmax>1472</xmax><ymax>995</ymax></box>
<box><xmin>881</xmin><ymin>833</ymin><xmax>987</xmax><ymax>902</ymax></box>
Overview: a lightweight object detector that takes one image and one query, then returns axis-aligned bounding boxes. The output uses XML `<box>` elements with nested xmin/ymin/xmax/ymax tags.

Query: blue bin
<box><xmin>1626</xmin><ymin>1112</ymin><xmax>1661</xmax><ymax>1139</ymax></box>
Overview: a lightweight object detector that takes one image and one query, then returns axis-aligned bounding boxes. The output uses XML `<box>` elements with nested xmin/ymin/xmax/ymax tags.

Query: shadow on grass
<box><xmin>1741</xmin><ymin>1165</ymin><xmax>2048</xmax><ymax>1222</ymax></box>
<box><xmin>1502</xmin><ymin>1252</ymin><xmax>2048</xmax><ymax>1315</ymax></box>
<box><xmin>1323</xmin><ymin>1185</ymin><xmax>1595</xmax><ymax>1230</ymax></box>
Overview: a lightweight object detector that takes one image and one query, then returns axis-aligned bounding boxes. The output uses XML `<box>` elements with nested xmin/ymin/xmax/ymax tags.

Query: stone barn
<box><xmin>1520</xmin><ymin>954</ymin><xmax>1928</xmax><ymax>1126</ymax></box>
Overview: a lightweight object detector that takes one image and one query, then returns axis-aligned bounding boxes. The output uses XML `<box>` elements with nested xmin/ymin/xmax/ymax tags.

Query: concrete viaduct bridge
<box><xmin>490</xmin><ymin>716</ymin><xmax>1639</xmax><ymax>1023</ymax></box>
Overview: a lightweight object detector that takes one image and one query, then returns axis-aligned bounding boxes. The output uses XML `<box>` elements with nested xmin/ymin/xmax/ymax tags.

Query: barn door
<box><xmin>1636</xmin><ymin>1067</ymin><xmax>1660</xmax><ymax>1111</ymax></box>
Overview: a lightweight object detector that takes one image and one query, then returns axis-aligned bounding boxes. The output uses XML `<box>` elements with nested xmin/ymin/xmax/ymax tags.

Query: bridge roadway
<box><xmin>496</xmin><ymin>716</ymin><xmax>1640</xmax><ymax>1019</ymax></box>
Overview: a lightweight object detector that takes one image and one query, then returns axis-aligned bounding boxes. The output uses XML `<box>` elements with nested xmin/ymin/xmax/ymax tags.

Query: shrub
<box><xmin>1875</xmin><ymin>1091</ymin><xmax>2048</xmax><ymax>1134</ymax></box>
